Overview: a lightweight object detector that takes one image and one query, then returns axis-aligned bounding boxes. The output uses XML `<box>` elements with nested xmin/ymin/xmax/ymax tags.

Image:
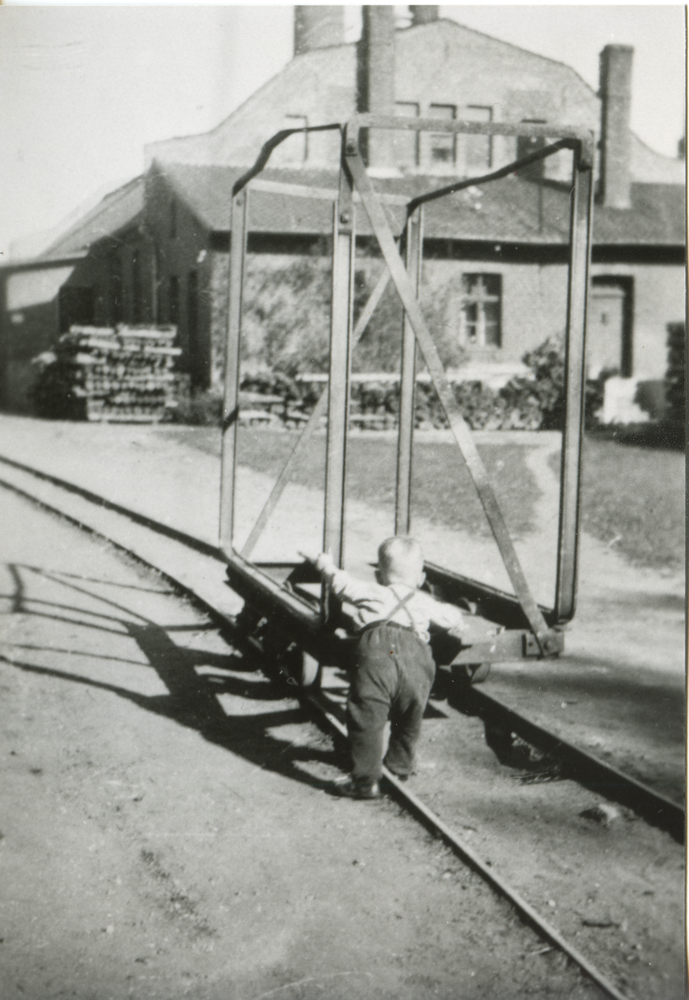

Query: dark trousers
<box><xmin>347</xmin><ymin>623</ymin><xmax>436</xmax><ymax>783</ymax></box>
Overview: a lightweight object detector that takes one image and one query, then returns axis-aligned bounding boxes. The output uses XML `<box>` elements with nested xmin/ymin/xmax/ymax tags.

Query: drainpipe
<box><xmin>294</xmin><ymin>6</ymin><xmax>345</xmax><ymax>55</ymax></box>
<box><xmin>357</xmin><ymin>5</ymin><xmax>396</xmax><ymax>169</ymax></box>
<box><xmin>409</xmin><ymin>6</ymin><xmax>439</xmax><ymax>26</ymax></box>
<box><xmin>598</xmin><ymin>44</ymin><xmax>633</xmax><ymax>209</ymax></box>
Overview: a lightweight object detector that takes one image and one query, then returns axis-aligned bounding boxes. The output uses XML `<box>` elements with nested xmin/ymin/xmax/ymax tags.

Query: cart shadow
<box><xmin>2</xmin><ymin>563</ymin><xmax>350</xmax><ymax>792</ymax></box>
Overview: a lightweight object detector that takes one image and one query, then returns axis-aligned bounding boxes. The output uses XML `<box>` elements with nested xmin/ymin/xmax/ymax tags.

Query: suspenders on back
<box><xmin>381</xmin><ymin>586</ymin><xmax>417</xmax><ymax>629</ymax></box>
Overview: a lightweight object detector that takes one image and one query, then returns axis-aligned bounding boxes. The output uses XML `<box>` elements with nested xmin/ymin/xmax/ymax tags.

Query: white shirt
<box><xmin>322</xmin><ymin>566</ymin><xmax>464</xmax><ymax>644</ymax></box>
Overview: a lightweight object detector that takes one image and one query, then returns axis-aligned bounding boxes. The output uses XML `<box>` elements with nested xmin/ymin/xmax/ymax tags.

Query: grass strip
<box><xmin>164</xmin><ymin>427</ymin><xmax>538</xmax><ymax>538</ymax></box>
<box><xmin>550</xmin><ymin>437</ymin><xmax>685</xmax><ymax>569</ymax></box>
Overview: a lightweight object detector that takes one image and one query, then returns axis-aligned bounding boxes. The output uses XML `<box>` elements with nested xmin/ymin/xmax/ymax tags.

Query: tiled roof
<box><xmin>593</xmin><ymin>183</ymin><xmax>686</xmax><ymax>245</ymax></box>
<box><xmin>40</xmin><ymin>177</ymin><xmax>145</xmax><ymax>259</ymax></box>
<box><xmin>156</xmin><ymin>162</ymin><xmax>685</xmax><ymax>248</ymax></box>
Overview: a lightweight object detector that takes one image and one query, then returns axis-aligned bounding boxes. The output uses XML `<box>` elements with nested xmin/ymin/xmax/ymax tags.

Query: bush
<box><xmin>240</xmin><ymin>370</ymin><xmax>302</xmax><ymax>403</ymax></box>
<box><xmin>503</xmin><ymin>336</ymin><xmax>565</xmax><ymax>430</ymax></box>
<box><xmin>665</xmin><ymin>322</ymin><xmax>685</xmax><ymax>432</ymax></box>
<box><xmin>171</xmin><ymin>388</ymin><xmax>222</xmax><ymax>426</ymax></box>
<box><xmin>177</xmin><ymin>336</ymin><xmax>610</xmax><ymax>433</ymax></box>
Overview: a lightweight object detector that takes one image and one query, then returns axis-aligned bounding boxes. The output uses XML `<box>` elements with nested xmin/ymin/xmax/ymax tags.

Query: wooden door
<box><xmin>587</xmin><ymin>284</ymin><xmax>625</xmax><ymax>378</ymax></box>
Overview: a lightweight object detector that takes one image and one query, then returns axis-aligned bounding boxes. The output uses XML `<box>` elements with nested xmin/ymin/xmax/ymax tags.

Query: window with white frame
<box><xmin>460</xmin><ymin>274</ymin><xmax>502</xmax><ymax>348</ymax></box>
<box><xmin>464</xmin><ymin>105</ymin><xmax>493</xmax><ymax>173</ymax></box>
<box><xmin>394</xmin><ymin>101</ymin><xmax>420</xmax><ymax>167</ymax></box>
<box><xmin>429</xmin><ymin>103</ymin><xmax>456</xmax><ymax>165</ymax></box>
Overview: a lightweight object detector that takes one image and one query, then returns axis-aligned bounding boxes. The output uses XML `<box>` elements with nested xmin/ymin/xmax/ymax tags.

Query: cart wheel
<box><xmin>299</xmin><ymin>651</ymin><xmax>321</xmax><ymax>688</ymax></box>
<box><xmin>453</xmin><ymin>662</ymin><xmax>491</xmax><ymax>687</ymax></box>
<box><xmin>233</xmin><ymin>604</ymin><xmax>265</xmax><ymax>639</ymax></box>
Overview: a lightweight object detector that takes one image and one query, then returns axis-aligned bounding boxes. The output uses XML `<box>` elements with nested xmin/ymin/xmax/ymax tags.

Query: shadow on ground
<box><xmin>1</xmin><ymin>561</ymin><xmax>683</xmax><ymax>810</ymax></box>
<box><xmin>1</xmin><ymin>562</ymin><xmax>351</xmax><ymax>792</ymax></box>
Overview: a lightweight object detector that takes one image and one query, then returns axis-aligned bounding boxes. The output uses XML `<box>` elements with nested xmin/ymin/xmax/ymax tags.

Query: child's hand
<box><xmin>299</xmin><ymin>550</ymin><xmax>335</xmax><ymax>573</ymax></box>
<box><xmin>315</xmin><ymin>552</ymin><xmax>336</xmax><ymax>574</ymax></box>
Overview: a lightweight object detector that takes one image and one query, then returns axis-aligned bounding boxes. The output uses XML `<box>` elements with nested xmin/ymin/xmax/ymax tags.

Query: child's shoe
<box><xmin>332</xmin><ymin>776</ymin><xmax>381</xmax><ymax>799</ymax></box>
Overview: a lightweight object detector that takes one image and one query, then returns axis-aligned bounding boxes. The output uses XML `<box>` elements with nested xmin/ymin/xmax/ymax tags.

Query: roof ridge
<box><xmin>402</xmin><ymin>17</ymin><xmax>597</xmax><ymax>98</ymax></box>
<box><xmin>42</xmin><ymin>175</ymin><xmax>144</xmax><ymax>256</ymax></box>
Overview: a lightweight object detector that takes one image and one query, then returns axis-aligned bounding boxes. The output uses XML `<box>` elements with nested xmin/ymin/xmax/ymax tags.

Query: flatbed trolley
<box><xmin>219</xmin><ymin>114</ymin><xmax>594</xmax><ymax>688</ymax></box>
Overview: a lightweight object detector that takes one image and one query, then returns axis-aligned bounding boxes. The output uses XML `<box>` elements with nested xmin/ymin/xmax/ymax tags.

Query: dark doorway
<box><xmin>187</xmin><ymin>269</ymin><xmax>198</xmax><ymax>375</ymax></box>
<box><xmin>109</xmin><ymin>254</ymin><xmax>123</xmax><ymax>325</ymax></box>
<box><xmin>58</xmin><ymin>286</ymin><xmax>95</xmax><ymax>333</ymax></box>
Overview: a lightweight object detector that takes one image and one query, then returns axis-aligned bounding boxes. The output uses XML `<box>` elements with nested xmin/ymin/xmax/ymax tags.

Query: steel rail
<box><xmin>0</xmin><ymin>457</ymin><xmax>679</xmax><ymax>1000</ymax></box>
<box><xmin>0</xmin><ymin>453</ymin><xmax>224</xmax><ymax>561</ymax></box>
<box><xmin>1</xmin><ymin>449</ymin><xmax>683</xmax><ymax>841</ymax></box>
<box><xmin>232</xmin><ymin>123</ymin><xmax>343</xmax><ymax>198</ymax></box>
<box><xmin>464</xmin><ymin>686</ymin><xmax>684</xmax><ymax>844</ymax></box>
<box><xmin>403</xmin><ymin>138</ymin><xmax>578</xmax><ymax>217</ymax></box>
<box><xmin>290</xmin><ymin>688</ymin><xmax>632</xmax><ymax>1000</ymax></box>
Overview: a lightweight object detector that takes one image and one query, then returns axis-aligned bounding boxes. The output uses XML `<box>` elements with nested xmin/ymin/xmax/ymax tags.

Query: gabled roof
<box><xmin>146</xmin><ymin>18</ymin><xmax>684</xmax><ymax>187</ymax></box>
<box><xmin>155</xmin><ymin>161</ymin><xmax>685</xmax><ymax>248</ymax></box>
<box><xmin>39</xmin><ymin>176</ymin><xmax>145</xmax><ymax>260</ymax></box>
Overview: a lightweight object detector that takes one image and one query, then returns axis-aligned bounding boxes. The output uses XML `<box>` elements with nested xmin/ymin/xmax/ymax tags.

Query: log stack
<box><xmin>34</xmin><ymin>325</ymin><xmax>183</xmax><ymax>422</ymax></box>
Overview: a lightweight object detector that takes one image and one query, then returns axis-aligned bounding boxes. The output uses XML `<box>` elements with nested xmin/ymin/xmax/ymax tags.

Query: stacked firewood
<box><xmin>33</xmin><ymin>325</ymin><xmax>183</xmax><ymax>422</ymax></box>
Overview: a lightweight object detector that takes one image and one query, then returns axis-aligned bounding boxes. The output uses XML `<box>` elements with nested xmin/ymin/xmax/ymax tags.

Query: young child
<box><xmin>312</xmin><ymin>536</ymin><xmax>464</xmax><ymax>799</ymax></box>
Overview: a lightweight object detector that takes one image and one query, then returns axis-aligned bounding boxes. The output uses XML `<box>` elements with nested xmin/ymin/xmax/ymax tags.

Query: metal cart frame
<box><xmin>219</xmin><ymin>114</ymin><xmax>595</xmax><ymax>681</ymax></box>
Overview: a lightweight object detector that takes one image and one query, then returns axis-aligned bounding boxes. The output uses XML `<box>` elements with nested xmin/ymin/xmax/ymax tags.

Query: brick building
<box><xmin>1</xmin><ymin>6</ymin><xmax>684</xmax><ymax>412</ymax></box>
<box><xmin>0</xmin><ymin>178</ymin><xmax>147</xmax><ymax>411</ymax></box>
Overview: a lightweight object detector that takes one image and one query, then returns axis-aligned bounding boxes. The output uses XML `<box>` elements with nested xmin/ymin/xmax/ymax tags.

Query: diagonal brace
<box><xmin>346</xmin><ymin>152</ymin><xmax>552</xmax><ymax>651</ymax></box>
<box><xmin>240</xmin><ymin>264</ymin><xmax>393</xmax><ymax>558</ymax></box>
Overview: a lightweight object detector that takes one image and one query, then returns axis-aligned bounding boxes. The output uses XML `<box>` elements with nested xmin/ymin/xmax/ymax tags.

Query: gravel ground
<box><xmin>0</xmin><ymin>489</ymin><xmax>607</xmax><ymax>1000</ymax></box>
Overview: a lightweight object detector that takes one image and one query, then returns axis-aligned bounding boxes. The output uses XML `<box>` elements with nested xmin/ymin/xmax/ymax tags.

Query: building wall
<box><xmin>145</xmin><ymin>22</ymin><xmax>595</xmax><ymax>182</ymax></box>
<box><xmin>208</xmin><ymin>248</ymin><xmax>568</xmax><ymax>380</ymax></box>
<box><xmin>146</xmin><ymin>169</ymin><xmax>214</xmax><ymax>387</ymax></box>
<box><xmin>147</xmin><ymin>20</ymin><xmax>682</xmax><ymax>186</ymax></box>
<box><xmin>204</xmin><ymin>245</ymin><xmax>684</xmax><ymax>387</ymax></box>
<box><xmin>0</xmin><ymin>265</ymin><xmax>76</xmax><ymax>411</ymax></box>
<box><xmin>0</xmin><ymin>224</ymin><xmax>166</xmax><ymax>413</ymax></box>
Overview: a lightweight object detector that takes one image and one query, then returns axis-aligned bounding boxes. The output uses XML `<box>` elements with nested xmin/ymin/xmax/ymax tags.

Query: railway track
<box><xmin>0</xmin><ymin>451</ymin><xmax>683</xmax><ymax>1000</ymax></box>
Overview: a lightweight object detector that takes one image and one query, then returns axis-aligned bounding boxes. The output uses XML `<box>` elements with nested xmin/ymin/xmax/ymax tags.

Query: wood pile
<box><xmin>34</xmin><ymin>325</ymin><xmax>183</xmax><ymax>422</ymax></box>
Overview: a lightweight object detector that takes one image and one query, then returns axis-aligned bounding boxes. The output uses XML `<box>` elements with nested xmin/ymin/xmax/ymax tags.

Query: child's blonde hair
<box><xmin>377</xmin><ymin>536</ymin><xmax>424</xmax><ymax>586</ymax></box>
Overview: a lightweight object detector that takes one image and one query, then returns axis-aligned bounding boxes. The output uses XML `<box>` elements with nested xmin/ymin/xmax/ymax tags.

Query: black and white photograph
<box><xmin>0</xmin><ymin>4</ymin><xmax>685</xmax><ymax>999</ymax></box>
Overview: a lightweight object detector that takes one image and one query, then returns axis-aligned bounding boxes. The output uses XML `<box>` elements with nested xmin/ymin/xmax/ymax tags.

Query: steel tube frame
<box><xmin>220</xmin><ymin>114</ymin><xmax>594</xmax><ymax>651</ymax></box>
<box><xmin>345</xmin><ymin>113</ymin><xmax>595</xmax><ymax>167</ymax></box>
<box><xmin>345</xmin><ymin>148</ymin><xmax>553</xmax><ymax>650</ymax></box>
<box><xmin>241</xmin><ymin>266</ymin><xmax>392</xmax><ymax>559</ymax></box>
<box><xmin>395</xmin><ymin>207</ymin><xmax>423</xmax><ymax>535</ymax></box>
<box><xmin>555</xmin><ymin>150</ymin><xmax>593</xmax><ymax>623</ymax></box>
<box><xmin>219</xmin><ymin>187</ymin><xmax>249</xmax><ymax>555</ymax></box>
<box><xmin>323</xmin><ymin>191</ymin><xmax>355</xmax><ymax>567</ymax></box>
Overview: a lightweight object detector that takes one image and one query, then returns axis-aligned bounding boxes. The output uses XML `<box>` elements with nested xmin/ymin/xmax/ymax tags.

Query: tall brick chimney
<box><xmin>598</xmin><ymin>44</ymin><xmax>633</xmax><ymax>209</ymax></box>
<box><xmin>357</xmin><ymin>5</ymin><xmax>396</xmax><ymax>169</ymax></box>
<box><xmin>409</xmin><ymin>6</ymin><xmax>439</xmax><ymax>26</ymax></box>
<box><xmin>294</xmin><ymin>6</ymin><xmax>345</xmax><ymax>56</ymax></box>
